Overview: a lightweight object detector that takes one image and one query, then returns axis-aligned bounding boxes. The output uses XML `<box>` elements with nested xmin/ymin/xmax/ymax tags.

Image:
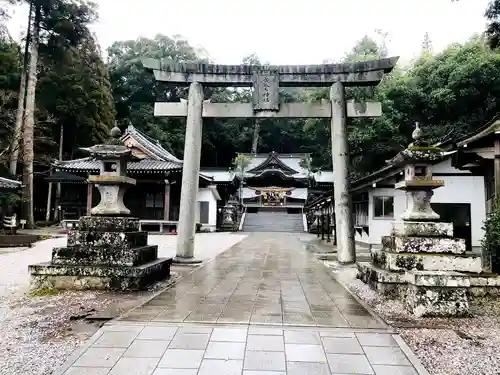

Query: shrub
<box><xmin>481</xmin><ymin>204</ymin><xmax>500</xmax><ymax>273</ymax></box>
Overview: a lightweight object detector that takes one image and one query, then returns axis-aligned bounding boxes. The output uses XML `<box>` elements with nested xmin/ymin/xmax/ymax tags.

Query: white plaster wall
<box><xmin>197</xmin><ymin>188</ymin><xmax>218</xmax><ymax>231</ymax></box>
<box><xmin>364</xmin><ymin>158</ymin><xmax>486</xmax><ymax>247</ymax></box>
<box><xmin>368</xmin><ymin>188</ymin><xmax>406</xmax><ymax>244</ymax></box>
<box><xmin>433</xmin><ymin>175</ymin><xmax>485</xmax><ymax>248</ymax></box>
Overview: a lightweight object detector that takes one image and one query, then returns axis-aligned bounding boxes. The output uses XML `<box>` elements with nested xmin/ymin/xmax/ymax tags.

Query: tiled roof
<box><xmin>123</xmin><ymin>125</ymin><xmax>182</xmax><ymax>163</ymax></box>
<box><xmin>0</xmin><ymin>176</ymin><xmax>21</xmax><ymax>189</ymax></box>
<box><xmin>55</xmin><ymin>157</ymin><xmax>213</xmax><ymax>182</ymax></box>
<box><xmin>46</xmin><ymin>171</ymin><xmax>87</xmax><ymax>183</ymax></box>
<box><xmin>239</xmin><ymin>152</ymin><xmax>311</xmax><ymax>176</ymax></box>
<box><xmin>201</xmin><ymin>170</ymin><xmax>234</xmax><ymax>182</ymax></box>
<box><xmin>56</xmin><ymin>157</ymin><xmax>182</xmax><ymax>172</ymax></box>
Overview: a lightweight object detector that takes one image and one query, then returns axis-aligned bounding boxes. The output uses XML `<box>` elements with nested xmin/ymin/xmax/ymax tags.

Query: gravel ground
<box><xmin>324</xmin><ymin>260</ymin><xmax>500</xmax><ymax>375</ymax></box>
<box><xmin>0</xmin><ymin>233</ymin><xmax>246</xmax><ymax>375</ymax></box>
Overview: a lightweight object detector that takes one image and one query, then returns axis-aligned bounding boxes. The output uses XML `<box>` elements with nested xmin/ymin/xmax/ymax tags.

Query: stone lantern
<box><xmin>220</xmin><ymin>195</ymin><xmax>238</xmax><ymax>231</ymax></box>
<box><xmin>357</xmin><ymin>123</ymin><xmax>483</xmax><ymax>317</ymax></box>
<box><xmin>392</xmin><ymin>134</ymin><xmax>444</xmax><ymax>222</ymax></box>
<box><xmin>82</xmin><ymin>127</ymin><xmax>136</xmax><ymax>216</ymax></box>
<box><xmin>29</xmin><ymin>126</ymin><xmax>172</xmax><ymax>291</ymax></box>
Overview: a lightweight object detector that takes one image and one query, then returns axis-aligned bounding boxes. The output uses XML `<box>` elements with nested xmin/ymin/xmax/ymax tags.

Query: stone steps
<box><xmin>243</xmin><ymin>212</ymin><xmax>304</xmax><ymax>233</ymax></box>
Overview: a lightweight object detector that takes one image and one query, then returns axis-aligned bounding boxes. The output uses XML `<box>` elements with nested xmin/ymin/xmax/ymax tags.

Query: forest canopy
<box><xmin>1</xmin><ymin>0</ymin><xmax>500</xmax><ymax>224</ymax></box>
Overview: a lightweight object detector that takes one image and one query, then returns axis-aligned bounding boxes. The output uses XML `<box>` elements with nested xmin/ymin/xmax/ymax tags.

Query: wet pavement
<box><xmin>120</xmin><ymin>233</ymin><xmax>384</xmax><ymax>328</ymax></box>
<box><xmin>58</xmin><ymin>233</ymin><xmax>426</xmax><ymax>375</ymax></box>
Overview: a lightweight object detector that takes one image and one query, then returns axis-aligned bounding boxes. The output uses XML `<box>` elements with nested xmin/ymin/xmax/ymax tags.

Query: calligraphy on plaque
<box><xmin>252</xmin><ymin>71</ymin><xmax>279</xmax><ymax>111</ymax></box>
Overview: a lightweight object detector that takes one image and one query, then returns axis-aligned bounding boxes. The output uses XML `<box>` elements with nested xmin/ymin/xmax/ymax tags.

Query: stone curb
<box><xmin>52</xmin><ymin>328</ymin><xmax>104</xmax><ymax>375</ymax></box>
<box><xmin>393</xmin><ymin>334</ymin><xmax>430</xmax><ymax>375</ymax></box>
<box><xmin>305</xmin><ymin>239</ymin><xmax>393</xmax><ymax>331</ymax></box>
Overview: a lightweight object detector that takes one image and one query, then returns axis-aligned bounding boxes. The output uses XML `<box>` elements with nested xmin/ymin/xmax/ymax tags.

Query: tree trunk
<box><xmin>22</xmin><ymin>5</ymin><xmax>40</xmax><ymax>229</ymax></box>
<box><xmin>53</xmin><ymin>122</ymin><xmax>63</xmax><ymax>220</ymax></box>
<box><xmin>251</xmin><ymin>119</ymin><xmax>260</xmax><ymax>154</ymax></box>
<box><xmin>9</xmin><ymin>2</ymin><xmax>33</xmax><ymax>176</ymax></box>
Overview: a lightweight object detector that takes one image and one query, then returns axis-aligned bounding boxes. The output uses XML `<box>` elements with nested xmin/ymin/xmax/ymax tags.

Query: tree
<box><xmin>22</xmin><ymin>2</ymin><xmax>40</xmax><ymax>228</ymax></box>
<box><xmin>422</xmin><ymin>32</ymin><xmax>433</xmax><ymax>54</ymax></box>
<box><xmin>107</xmin><ymin>34</ymin><xmax>199</xmax><ymax>150</ymax></box>
<box><xmin>232</xmin><ymin>153</ymin><xmax>253</xmax><ymax>205</ymax></box>
<box><xmin>485</xmin><ymin>0</ymin><xmax>500</xmax><ymax>48</ymax></box>
<box><xmin>18</xmin><ymin>0</ymin><xmax>99</xmax><ymax>227</ymax></box>
<box><xmin>9</xmin><ymin>0</ymin><xmax>31</xmax><ymax>175</ymax></box>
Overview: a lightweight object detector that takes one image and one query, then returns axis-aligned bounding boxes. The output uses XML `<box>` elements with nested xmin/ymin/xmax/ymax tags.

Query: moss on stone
<box><xmin>407</xmin><ymin>145</ymin><xmax>442</xmax><ymax>152</ymax></box>
<box><xmin>28</xmin><ymin>287</ymin><xmax>58</xmax><ymax>297</ymax></box>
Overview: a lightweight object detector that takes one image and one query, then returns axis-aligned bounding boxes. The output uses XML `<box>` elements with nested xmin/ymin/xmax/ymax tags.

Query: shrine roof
<box><xmin>45</xmin><ymin>171</ymin><xmax>87</xmax><ymax>183</ymax></box>
<box><xmin>122</xmin><ymin>124</ymin><xmax>182</xmax><ymax>163</ymax></box>
<box><xmin>55</xmin><ymin>157</ymin><xmax>183</xmax><ymax>172</ymax></box>
<box><xmin>0</xmin><ymin>176</ymin><xmax>21</xmax><ymax>189</ymax></box>
<box><xmin>200</xmin><ymin>169</ymin><xmax>235</xmax><ymax>183</ymax></box>
<box><xmin>240</xmin><ymin>152</ymin><xmax>310</xmax><ymax>176</ymax></box>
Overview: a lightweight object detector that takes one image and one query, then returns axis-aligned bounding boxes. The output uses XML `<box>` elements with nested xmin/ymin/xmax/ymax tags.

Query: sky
<box><xmin>5</xmin><ymin>0</ymin><xmax>492</xmax><ymax>65</ymax></box>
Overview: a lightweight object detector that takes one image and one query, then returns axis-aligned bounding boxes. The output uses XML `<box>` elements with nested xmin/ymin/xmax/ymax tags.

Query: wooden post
<box><xmin>321</xmin><ymin>213</ymin><xmax>325</xmax><ymax>240</ymax></box>
<box><xmin>86</xmin><ymin>183</ymin><xmax>92</xmax><ymax>216</ymax></box>
<box><xmin>163</xmin><ymin>180</ymin><xmax>170</xmax><ymax>221</ymax></box>
<box><xmin>326</xmin><ymin>212</ymin><xmax>331</xmax><ymax>243</ymax></box>
<box><xmin>45</xmin><ymin>181</ymin><xmax>52</xmax><ymax>221</ymax></box>
<box><xmin>494</xmin><ymin>136</ymin><xmax>500</xmax><ymax>203</ymax></box>
<box><xmin>316</xmin><ymin>212</ymin><xmax>320</xmax><ymax>238</ymax></box>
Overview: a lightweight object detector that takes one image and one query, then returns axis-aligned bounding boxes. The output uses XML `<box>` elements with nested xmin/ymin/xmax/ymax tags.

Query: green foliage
<box><xmin>0</xmin><ymin>190</ymin><xmax>20</xmax><ymax>211</ymax></box>
<box><xmin>28</xmin><ymin>287</ymin><xmax>58</xmax><ymax>297</ymax></box>
<box><xmin>1</xmin><ymin>2</ymin><xmax>500</xmax><ymax>222</ymax></box>
<box><xmin>485</xmin><ymin>0</ymin><xmax>500</xmax><ymax>48</ymax></box>
<box><xmin>107</xmin><ymin>34</ymin><xmax>199</xmax><ymax>155</ymax></box>
<box><xmin>232</xmin><ymin>153</ymin><xmax>252</xmax><ymax>175</ymax></box>
<box><xmin>481</xmin><ymin>204</ymin><xmax>500</xmax><ymax>273</ymax></box>
<box><xmin>37</xmin><ymin>34</ymin><xmax>116</xmax><ymax>160</ymax></box>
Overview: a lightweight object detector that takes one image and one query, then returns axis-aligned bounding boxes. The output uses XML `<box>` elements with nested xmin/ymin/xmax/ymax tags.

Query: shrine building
<box><xmin>48</xmin><ymin>125</ymin><xmax>333</xmax><ymax>232</ymax></box>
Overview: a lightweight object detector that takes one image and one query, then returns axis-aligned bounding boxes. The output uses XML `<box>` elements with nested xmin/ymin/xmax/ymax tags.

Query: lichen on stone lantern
<box><xmin>81</xmin><ymin>125</ymin><xmax>137</xmax><ymax>216</ymax></box>
<box><xmin>391</xmin><ymin>122</ymin><xmax>445</xmax><ymax>221</ymax></box>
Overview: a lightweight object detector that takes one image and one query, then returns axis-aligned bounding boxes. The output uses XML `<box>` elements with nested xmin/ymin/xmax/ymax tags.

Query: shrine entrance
<box><xmin>143</xmin><ymin>58</ymin><xmax>398</xmax><ymax>263</ymax></box>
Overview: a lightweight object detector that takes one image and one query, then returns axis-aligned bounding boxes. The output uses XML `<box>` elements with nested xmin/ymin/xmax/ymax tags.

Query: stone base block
<box><xmin>391</xmin><ymin>221</ymin><xmax>453</xmax><ymax>237</ymax></box>
<box><xmin>52</xmin><ymin>244</ymin><xmax>158</xmax><ymax>267</ymax></box>
<box><xmin>405</xmin><ymin>270</ymin><xmax>472</xmax><ymax>287</ymax></box>
<box><xmin>78</xmin><ymin>216</ymin><xmax>139</xmax><ymax>232</ymax></box>
<box><xmin>67</xmin><ymin>230</ymin><xmax>148</xmax><ymax>249</ymax></box>
<box><xmin>372</xmin><ymin>248</ymin><xmax>482</xmax><ymax>273</ymax></box>
<box><xmin>172</xmin><ymin>256</ymin><xmax>203</xmax><ymax>265</ymax></box>
<box><xmin>29</xmin><ymin>257</ymin><xmax>172</xmax><ymax>291</ymax></box>
<box><xmin>356</xmin><ymin>262</ymin><xmax>407</xmax><ymax>298</ymax></box>
<box><xmin>406</xmin><ymin>284</ymin><xmax>469</xmax><ymax>317</ymax></box>
<box><xmin>382</xmin><ymin>236</ymin><xmax>465</xmax><ymax>254</ymax></box>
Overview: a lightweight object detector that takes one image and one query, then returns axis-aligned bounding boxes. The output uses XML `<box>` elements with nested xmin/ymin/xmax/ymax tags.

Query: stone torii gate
<box><xmin>143</xmin><ymin>57</ymin><xmax>398</xmax><ymax>264</ymax></box>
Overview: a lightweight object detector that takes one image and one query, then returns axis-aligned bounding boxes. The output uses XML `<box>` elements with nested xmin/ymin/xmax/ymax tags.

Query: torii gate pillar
<box><xmin>330</xmin><ymin>82</ymin><xmax>355</xmax><ymax>263</ymax></box>
<box><xmin>174</xmin><ymin>82</ymin><xmax>203</xmax><ymax>263</ymax></box>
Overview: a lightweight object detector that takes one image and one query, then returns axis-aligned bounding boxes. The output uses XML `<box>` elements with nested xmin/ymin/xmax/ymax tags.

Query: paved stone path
<box><xmin>0</xmin><ymin>233</ymin><xmax>245</xmax><ymax>298</ymax></box>
<box><xmin>58</xmin><ymin>233</ymin><xmax>426</xmax><ymax>375</ymax></box>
